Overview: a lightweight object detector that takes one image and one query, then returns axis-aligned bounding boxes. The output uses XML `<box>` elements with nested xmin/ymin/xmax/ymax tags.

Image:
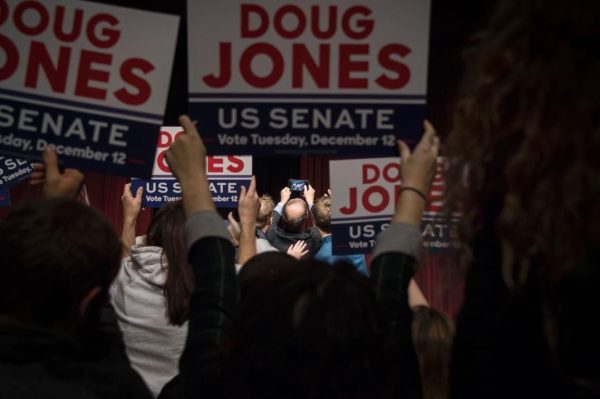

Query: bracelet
<box><xmin>399</xmin><ymin>186</ymin><xmax>427</xmax><ymax>202</ymax></box>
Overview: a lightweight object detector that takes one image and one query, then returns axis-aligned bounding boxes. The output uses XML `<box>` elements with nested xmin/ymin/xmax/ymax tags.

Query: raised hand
<box><xmin>238</xmin><ymin>176</ymin><xmax>260</xmax><ymax>226</ymax></box>
<box><xmin>303</xmin><ymin>183</ymin><xmax>315</xmax><ymax>207</ymax></box>
<box><xmin>122</xmin><ymin>183</ymin><xmax>143</xmax><ymax>222</ymax></box>
<box><xmin>164</xmin><ymin>115</ymin><xmax>213</xmax><ymax>216</ymax></box>
<box><xmin>238</xmin><ymin>176</ymin><xmax>260</xmax><ymax>266</ymax></box>
<box><xmin>287</xmin><ymin>240</ymin><xmax>309</xmax><ymax>259</ymax></box>
<box><xmin>280</xmin><ymin>186</ymin><xmax>291</xmax><ymax>204</ymax></box>
<box><xmin>397</xmin><ymin>120</ymin><xmax>439</xmax><ymax>195</ymax></box>
<box><xmin>393</xmin><ymin>121</ymin><xmax>440</xmax><ymax>225</ymax></box>
<box><xmin>30</xmin><ymin>147</ymin><xmax>84</xmax><ymax>199</ymax></box>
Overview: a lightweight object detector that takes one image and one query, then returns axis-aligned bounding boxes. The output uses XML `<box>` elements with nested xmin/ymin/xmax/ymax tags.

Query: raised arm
<box><xmin>237</xmin><ymin>176</ymin><xmax>260</xmax><ymax>266</ymax></box>
<box><xmin>370</xmin><ymin>120</ymin><xmax>439</xmax><ymax>399</ymax></box>
<box><xmin>120</xmin><ymin>183</ymin><xmax>143</xmax><ymax>258</ymax></box>
<box><xmin>303</xmin><ymin>183</ymin><xmax>315</xmax><ymax>209</ymax></box>
<box><xmin>29</xmin><ymin>146</ymin><xmax>84</xmax><ymax>199</ymax></box>
<box><xmin>165</xmin><ymin>116</ymin><xmax>237</xmax><ymax>399</ymax></box>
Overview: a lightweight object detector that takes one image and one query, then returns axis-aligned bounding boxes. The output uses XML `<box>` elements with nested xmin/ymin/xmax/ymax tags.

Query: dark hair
<box><xmin>238</xmin><ymin>251</ymin><xmax>298</xmax><ymax>300</ymax></box>
<box><xmin>146</xmin><ymin>201</ymin><xmax>194</xmax><ymax>326</ymax></box>
<box><xmin>446</xmin><ymin>0</ymin><xmax>600</xmax><ymax>286</ymax></box>
<box><xmin>0</xmin><ymin>199</ymin><xmax>121</xmax><ymax>325</ymax></box>
<box><xmin>256</xmin><ymin>195</ymin><xmax>274</xmax><ymax>229</ymax></box>
<box><xmin>312</xmin><ymin>196</ymin><xmax>331</xmax><ymax>233</ymax></box>
<box><xmin>222</xmin><ymin>260</ymin><xmax>395</xmax><ymax>398</ymax></box>
<box><xmin>281</xmin><ymin>198</ymin><xmax>308</xmax><ymax>233</ymax></box>
<box><xmin>412</xmin><ymin>306</ymin><xmax>454</xmax><ymax>399</ymax></box>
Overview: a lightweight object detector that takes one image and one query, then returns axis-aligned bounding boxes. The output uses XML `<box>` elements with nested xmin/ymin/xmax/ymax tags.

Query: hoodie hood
<box><xmin>125</xmin><ymin>245</ymin><xmax>167</xmax><ymax>288</ymax></box>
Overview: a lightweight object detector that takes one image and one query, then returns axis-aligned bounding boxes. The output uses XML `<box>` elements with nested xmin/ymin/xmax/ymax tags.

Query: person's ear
<box><xmin>267</xmin><ymin>215</ymin><xmax>273</xmax><ymax>227</ymax></box>
<box><xmin>78</xmin><ymin>286</ymin><xmax>103</xmax><ymax>318</ymax></box>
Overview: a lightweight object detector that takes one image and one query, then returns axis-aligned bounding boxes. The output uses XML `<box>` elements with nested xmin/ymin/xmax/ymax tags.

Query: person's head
<box><xmin>412</xmin><ymin>306</ymin><xmax>454</xmax><ymax>399</ymax></box>
<box><xmin>256</xmin><ymin>194</ymin><xmax>275</xmax><ymax>233</ymax></box>
<box><xmin>146</xmin><ymin>200</ymin><xmax>194</xmax><ymax>326</ymax></box>
<box><xmin>222</xmin><ymin>260</ymin><xmax>394</xmax><ymax>398</ymax></box>
<box><xmin>446</xmin><ymin>0</ymin><xmax>600</xmax><ymax>286</ymax></box>
<box><xmin>0</xmin><ymin>199</ymin><xmax>121</xmax><ymax>330</ymax></box>
<box><xmin>281</xmin><ymin>198</ymin><xmax>308</xmax><ymax>234</ymax></box>
<box><xmin>312</xmin><ymin>195</ymin><xmax>331</xmax><ymax>234</ymax></box>
<box><xmin>237</xmin><ymin>251</ymin><xmax>298</xmax><ymax>301</ymax></box>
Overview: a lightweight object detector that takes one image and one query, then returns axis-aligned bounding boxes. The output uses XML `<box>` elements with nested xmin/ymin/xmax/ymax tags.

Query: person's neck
<box><xmin>318</xmin><ymin>228</ymin><xmax>331</xmax><ymax>238</ymax></box>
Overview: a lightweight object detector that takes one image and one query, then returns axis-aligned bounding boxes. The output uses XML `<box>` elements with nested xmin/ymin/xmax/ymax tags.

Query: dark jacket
<box><xmin>0</xmin><ymin>305</ymin><xmax>152</xmax><ymax>399</ymax></box>
<box><xmin>265</xmin><ymin>209</ymin><xmax>321</xmax><ymax>256</ymax></box>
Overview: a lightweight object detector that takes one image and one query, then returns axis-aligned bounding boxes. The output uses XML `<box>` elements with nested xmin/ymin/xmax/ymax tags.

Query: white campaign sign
<box><xmin>187</xmin><ymin>0</ymin><xmax>431</xmax><ymax>155</ymax></box>
<box><xmin>329</xmin><ymin>157</ymin><xmax>453</xmax><ymax>255</ymax></box>
<box><xmin>0</xmin><ymin>0</ymin><xmax>179</xmax><ymax>177</ymax></box>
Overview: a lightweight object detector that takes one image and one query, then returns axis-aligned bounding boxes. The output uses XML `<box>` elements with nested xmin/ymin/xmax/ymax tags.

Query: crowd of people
<box><xmin>0</xmin><ymin>1</ymin><xmax>599</xmax><ymax>398</ymax></box>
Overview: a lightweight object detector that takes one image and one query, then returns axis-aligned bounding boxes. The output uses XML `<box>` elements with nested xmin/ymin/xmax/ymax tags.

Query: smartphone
<box><xmin>288</xmin><ymin>179</ymin><xmax>308</xmax><ymax>192</ymax></box>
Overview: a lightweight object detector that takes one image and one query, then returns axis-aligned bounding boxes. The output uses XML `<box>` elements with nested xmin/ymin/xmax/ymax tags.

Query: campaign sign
<box><xmin>0</xmin><ymin>188</ymin><xmax>10</xmax><ymax>206</ymax></box>
<box><xmin>0</xmin><ymin>0</ymin><xmax>179</xmax><ymax>177</ymax></box>
<box><xmin>130</xmin><ymin>126</ymin><xmax>252</xmax><ymax>208</ymax></box>
<box><xmin>330</xmin><ymin>157</ymin><xmax>460</xmax><ymax>255</ymax></box>
<box><xmin>187</xmin><ymin>1</ymin><xmax>430</xmax><ymax>155</ymax></box>
<box><xmin>0</xmin><ymin>156</ymin><xmax>36</xmax><ymax>188</ymax></box>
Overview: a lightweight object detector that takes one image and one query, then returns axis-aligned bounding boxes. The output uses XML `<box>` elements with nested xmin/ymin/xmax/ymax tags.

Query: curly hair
<box><xmin>445</xmin><ymin>0</ymin><xmax>600</xmax><ymax>287</ymax></box>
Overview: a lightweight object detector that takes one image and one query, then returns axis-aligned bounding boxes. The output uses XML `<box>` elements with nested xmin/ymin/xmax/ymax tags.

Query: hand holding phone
<box><xmin>288</xmin><ymin>179</ymin><xmax>308</xmax><ymax>192</ymax></box>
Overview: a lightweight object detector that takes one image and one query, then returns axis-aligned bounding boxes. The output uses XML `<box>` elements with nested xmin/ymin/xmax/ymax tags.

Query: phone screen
<box><xmin>288</xmin><ymin>179</ymin><xmax>307</xmax><ymax>191</ymax></box>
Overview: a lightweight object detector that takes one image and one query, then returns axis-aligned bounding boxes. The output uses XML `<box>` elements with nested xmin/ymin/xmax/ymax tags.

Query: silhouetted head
<box><xmin>0</xmin><ymin>199</ymin><xmax>120</xmax><ymax>329</ymax></box>
<box><xmin>446</xmin><ymin>0</ymin><xmax>600</xmax><ymax>285</ymax></box>
<box><xmin>222</xmin><ymin>260</ymin><xmax>394</xmax><ymax>398</ymax></box>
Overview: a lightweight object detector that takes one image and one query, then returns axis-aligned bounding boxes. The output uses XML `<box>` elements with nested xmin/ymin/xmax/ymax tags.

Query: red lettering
<box><xmin>0</xmin><ymin>0</ymin><xmax>8</xmax><ymax>26</ymax></box>
<box><xmin>203</xmin><ymin>42</ymin><xmax>231</xmax><ymax>88</ymax></box>
<box><xmin>227</xmin><ymin>156</ymin><xmax>244</xmax><ymax>173</ymax></box>
<box><xmin>241</xmin><ymin>4</ymin><xmax>268</xmax><ymax>38</ymax></box>
<box><xmin>53</xmin><ymin>6</ymin><xmax>83</xmax><ymax>42</ymax></box>
<box><xmin>74</xmin><ymin>50</ymin><xmax>111</xmax><ymax>100</ymax></box>
<box><xmin>14</xmin><ymin>1</ymin><xmax>49</xmax><ymax>36</ymax></box>
<box><xmin>292</xmin><ymin>44</ymin><xmax>329</xmax><ymax>88</ymax></box>
<box><xmin>115</xmin><ymin>58</ymin><xmax>154</xmax><ymax>106</ymax></box>
<box><xmin>240</xmin><ymin>43</ymin><xmax>283</xmax><ymax>88</ymax></box>
<box><xmin>156</xmin><ymin>151</ymin><xmax>170</xmax><ymax>173</ymax></box>
<box><xmin>207</xmin><ymin>156</ymin><xmax>223</xmax><ymax>173</ymax></box>
<box><xmin>274</xmin><ymin>5</ymin><xmax>305</xmax><ymax>39</ymax></box>
<box><xmin>157</xmin><ymin>130</ymin><xmax>173</xmax><ymax>148</ymax></box>
<box><xmin>338</xmin><ymin>44</ymin><xmax>368</xmax><ymax>88</ymax></box>
<box><xmin>311</xmin><ymin>6</ymin><xmax>336</xmax><ymax>39</ymax></box>
<box><xmin>376</xmin><ymin>44</ymin><xmax>411</xmax><ymax>89</ymax></box>
<box><xmin>362</xmin><ymin>164</ymin><xmax>379</xmax><ymax>184</ymax></box>
<box><xmin>340</xmin><ymin>187</ymin><xmax>357</xmax><ymax>215</ymax></box>
<box><xmin>341</xmin><ymin>6</ymin><xmax>373</xmax><ymax>40</ymax></box>
<box><xmin>0</xmin><ymin>35</ymin><xmax>19</xmax><ymax>80</ymax></box>
<box><xmin>86</xmin><ymin>13</ymin><xmax>120</xmax><ymax>49</ymax></box>
<box><xmin>363</xmin><ymin>186</ymin><xmax>388</xmax><ymax>213</ymax></box>
<box><xmin>383</xmin><ymin>163</ymin><xmax>401</xmax><ymax>182</ymax></box>
<box><xmin>25</xmin><ymin>41</ymin><xmax>70</xmax><ymax>92</ymax></box>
